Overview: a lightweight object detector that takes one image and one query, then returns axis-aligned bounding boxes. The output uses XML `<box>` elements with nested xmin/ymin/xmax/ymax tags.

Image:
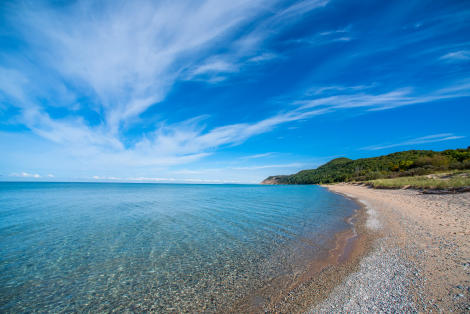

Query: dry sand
<box><xmin>312</xmin><ymin>184</ymin><xmax>470</xmax><ymax>313</ymax></box>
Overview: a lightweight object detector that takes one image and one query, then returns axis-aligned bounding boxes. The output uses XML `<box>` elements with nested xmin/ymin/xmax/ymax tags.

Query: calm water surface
<box><xmin>0</xmin><ymin>182</ymin><xmax>358</xmax><ymax>312</ymax></box>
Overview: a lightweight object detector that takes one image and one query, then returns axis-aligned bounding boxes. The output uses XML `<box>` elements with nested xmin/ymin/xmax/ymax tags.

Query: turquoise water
<box><xmin>0</xmin><ymin>182</ymin><xmax>358</xmax><ymax>312</ymax></box>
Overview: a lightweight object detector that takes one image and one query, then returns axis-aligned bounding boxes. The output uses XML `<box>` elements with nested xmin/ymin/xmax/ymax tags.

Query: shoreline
<box><xmin>313</xmin><ymin>184</ymin><xmax>470</xmax><ymax>312</ymax></box>
<box><xmin>230</xmin><ymin>190</ymin><xmax>378</xmax><ymax>313</ymax></box>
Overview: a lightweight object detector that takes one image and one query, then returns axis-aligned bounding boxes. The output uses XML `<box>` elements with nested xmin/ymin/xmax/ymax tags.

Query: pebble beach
<box><xmin>312</xmin><ymin>184</ymin><xmax>470</xmax><ymax>313</ymax></box>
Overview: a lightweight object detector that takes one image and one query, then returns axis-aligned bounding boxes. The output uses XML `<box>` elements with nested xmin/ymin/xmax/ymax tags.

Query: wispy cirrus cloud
<box><xmin>293</xmin><ymin>82</ymin><xmax>470</xmax><ymax>112</ymax></box>
<box><xmin>319</xmin><ymin>26</ymin><xmax>351</xmax><ymax>37</ymax></box>
<box><xmin>233</xmin><ymin>163</ymin><xmax>302</xmax><ymax>170</ymax></box>
<box><xmin>306</xmin><ymin>84</ymin><xmax>375</xmax><ymax>96</ymax></box>
<box><xmin>289</xmin><ymin>24</ymin><xmax>353</xmax><ymax>45</ymax></box>
<box><xmin>4</xmin><ymin>0</ymin><xmax>272</xmax><ymax>132</ymax></box>
<box><xmin>4</xmin><ymin>79</ymin><xmax>469</xmax><ymax>171</ymax></box>
<box><xmin>0</xmin><ymin>0</ymin><xmax>330</xmax><ymax>170</ymax></box>
<box><xmin>240</xmin><ymin>152</ymin><xmax>274</xmax><ymax>159</ymax></box>
<box><xmin>440</xmin><ymin>50</ymin><xmax>470</xmax><ymax>62</ymax></box>
<box><xmin>184</xmin><ymin>0</ymin><xmax>328</xmax><ymax>82</ymax></box>
<box><xmin>0</xmin><ymin>0</ymin><xmax>468</xmax><ymax>181</ymax></box>
<box><xmin>361</xmin><ymin>133</ymin><xmax>466</xmax><ymax>151</ymax></box>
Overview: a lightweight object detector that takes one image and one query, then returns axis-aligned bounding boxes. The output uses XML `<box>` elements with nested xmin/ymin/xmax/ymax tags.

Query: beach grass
<box><xmin>366</xmin><ymin>171</ymin><xmax>470</xmax><ymax>190</ymax></box>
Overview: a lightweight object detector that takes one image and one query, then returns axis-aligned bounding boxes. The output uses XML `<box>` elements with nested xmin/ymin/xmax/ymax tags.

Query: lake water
<box><xmin>0</xmin><ymin>182</ymin><xmax>358</xmax><ymax>312</ymax></box>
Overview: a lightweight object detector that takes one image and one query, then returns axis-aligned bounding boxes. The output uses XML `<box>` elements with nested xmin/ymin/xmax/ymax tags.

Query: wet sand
<box><xmin>312</xmin><ymin>184</ymin><xmax>470</xmax><ymax>312</ymax></box>
<box><xmin>230</xmin><ymin>194</ymin><xmax>377</xmax><ymax>313</ymax></box>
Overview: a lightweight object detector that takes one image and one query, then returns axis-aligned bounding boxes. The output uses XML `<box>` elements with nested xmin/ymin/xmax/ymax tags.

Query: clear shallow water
<box><xmin>0</xmin><ymin>182</ymin><xmax>358</xmax><ymax>312</ymax></box>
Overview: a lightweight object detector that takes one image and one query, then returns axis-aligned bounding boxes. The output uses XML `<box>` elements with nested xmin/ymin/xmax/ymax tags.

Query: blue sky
<box><xmin>0</xmin><ymin>0</ymin><xmax>469</xmax><ymax>183</ymax></box>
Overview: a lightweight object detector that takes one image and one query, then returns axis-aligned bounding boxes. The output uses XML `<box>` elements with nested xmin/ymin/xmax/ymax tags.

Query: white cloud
<box><xmin>189</xmin><ymin>60</ymin><xmax>239</xmax><ymax>76</ymax></box>
<box><xmin>7</xmin><ymin>0</ymin><xmax>274</xmax><ymax>133</ymax></box>
<box><xmin>173</xmin><ymin>169</ymin><xmax>205</xmax><ymax>175</ymax></box>
<box><xmin>319</xmin><ymin>26</ymin><xmax>350</xmax><ymax>36</ymax></box>
<box><xmin>233</xmin><ymin>163</ymin><xmax>302</xmax><ymax>170</ymax></box>
<box><xmin>295</xmin><ymin>82</ymin><xmax>470</xmax><ymax>112</ymax></box>
<box><xmin>248</xmin><ymin>53</ymin><xmax>279</xmax><ymax>63</ymax></box>
<box><xmin>0</xmin><ymin>0</ymin><xmax>332</xmax><ymax>170</ymax></box>
<box><xmin>308</xmin><ymin>84</ymin><xmax>375</xmax><ymax>95</ymax></box>
<box><xmin>291</xmin><ymin>24</ymin><xmax>353</xmax><ymax>46</ymax></box>
<box><xmin>6</xmin><ymin>80</ymin><xmax>468</xmax><ymax>171</ymax></box>
<box><xmin>440</xmin><ymin>50</ymin><xmax>470</xmax><ymax>62</ymax></box>
<box><xmin>240</xmin><ymin>152</ymin><xmax>274</xmax><ymax>159</ymax></box>
<box><xmin>273</xmin><ymin>0</ymin><xmax>329</xmax><ymax>21</ymax></box>
<box><xmin>10</xmin><ymin>172</ymin><xmax>41</xmax><ymax>178</ymax></box>
<box><xmin>184</xmin><ymin>0</ymin><xmax>327</xmax><ymax>81</ymax></box>
<box><xmin>1</xmin><ymin>1</ymin><xmax>469</xmax><ymax>178</ymax></box>
<box><xmin>361</xmin><ymin>133</ymin><xmax>466</xmax><ymax>151</ymax></box>
<box><xmin>89</xmin><ymin>175</ymin><xmax>240</xmax><ymax>184</ymax></box>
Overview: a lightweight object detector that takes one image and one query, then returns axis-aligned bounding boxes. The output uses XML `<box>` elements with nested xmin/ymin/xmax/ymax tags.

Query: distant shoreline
<box><xmin>312</xmin><ymin>184</ymin><xmax>470</xmax><ymax>312</ymax></box>
<box><xmin>261</xmin><ymin>147</ymin><xmax>470</xmax><ymax>186</ymax></box>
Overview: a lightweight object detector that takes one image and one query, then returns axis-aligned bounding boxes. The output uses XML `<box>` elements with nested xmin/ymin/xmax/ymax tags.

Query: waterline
<box><xmin>0</xmin><ymin>183</ymin><xmax>359</xmax><ymax>312</ymax></box>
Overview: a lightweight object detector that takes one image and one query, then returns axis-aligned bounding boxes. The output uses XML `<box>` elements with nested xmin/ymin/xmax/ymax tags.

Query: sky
<box><xmin>0</xmin><ymin>0</ymin><xmax>469</xmax><ymax>183</ymax></box>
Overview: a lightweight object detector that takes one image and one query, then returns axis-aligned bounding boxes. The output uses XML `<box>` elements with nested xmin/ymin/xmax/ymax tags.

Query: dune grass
<box><xmin>367</xmin><ymin>171</ymin><xmax>470</xmax><ymax>190</ymax></box>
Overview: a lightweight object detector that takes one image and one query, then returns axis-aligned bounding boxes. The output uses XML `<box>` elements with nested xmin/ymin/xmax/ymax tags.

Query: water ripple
<box><xmin>0</xmin><ymin>182</ymin><xmax>358</xmax><ymax>312</ymax></box>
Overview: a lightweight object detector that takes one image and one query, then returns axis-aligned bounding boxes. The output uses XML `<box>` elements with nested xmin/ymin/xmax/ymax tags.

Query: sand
<box><xmin>228</xmin><ymin>203</ymin><xmax>374</xmax><ymax>313</ymax></box>
<box><xmin>312</xmin><ymin>184</ymin><xmax>470</xmax><ymax>313</ymax></box>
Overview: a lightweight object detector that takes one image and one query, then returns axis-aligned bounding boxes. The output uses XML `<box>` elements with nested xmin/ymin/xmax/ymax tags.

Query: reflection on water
<box><xmin>0</xmin><ymin>183</ymin><xmax>358</xmax><ymax>312</ymax></box>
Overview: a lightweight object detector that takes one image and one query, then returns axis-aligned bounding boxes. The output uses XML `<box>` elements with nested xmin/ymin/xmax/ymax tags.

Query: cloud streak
<box><xmin>233</xmin><ymin>163</ymin><xmax>302</xmax><ymax>170</ymax></box>
<box><xmin>361</xmin><ymin>133</ymin><xmax>466</xmax><ymax>151</ymax></box>
<box><xmin>294</xmin><ymin>82</ymin><xmax>470</xmax><ymax>112</ymax></box>
<box><xmin>0</xmin><ymin>0</ymin><xmax>468</xmax><ymax>180</ymax></box>
<box><xmin>5</xmin><ymin>0</ymin><xmax>273</xmax><ymax>132</ymax></box>
<box><xmin>10</xmin><ymin>172</ymin><xmax>41</xmax><ymax>178</ymax></box>
<box><xmin>440</xmin><ymin>50</ymin><xmax>470</xmax><ymax>62</ymax></box>
<box><xmin>0</xmin><ymin>0</ymin><xmax>332</xmax><ymax>169</ymax></box>
<box><xmin>91</xmin><ymin>175</ymin><xmax>240</xmax><ymax>184</ymax></box>
<box><xmin>240</xmin><ymin>152</ymin><xmax>274</xmax><ymax>159</ymax></box>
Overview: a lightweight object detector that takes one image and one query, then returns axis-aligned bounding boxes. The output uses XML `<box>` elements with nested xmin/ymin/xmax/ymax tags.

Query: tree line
<box><xmin>263</xmin><ymin>147</ymin><xmax>470</xmax><ymax>184</ymax></box>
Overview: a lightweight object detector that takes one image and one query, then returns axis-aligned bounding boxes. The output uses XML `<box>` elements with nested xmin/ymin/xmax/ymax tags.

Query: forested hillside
<box><xmin>262</xmin><ymin>147</ymin><xmax>470</xmax><ymax>184</ymax></box>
